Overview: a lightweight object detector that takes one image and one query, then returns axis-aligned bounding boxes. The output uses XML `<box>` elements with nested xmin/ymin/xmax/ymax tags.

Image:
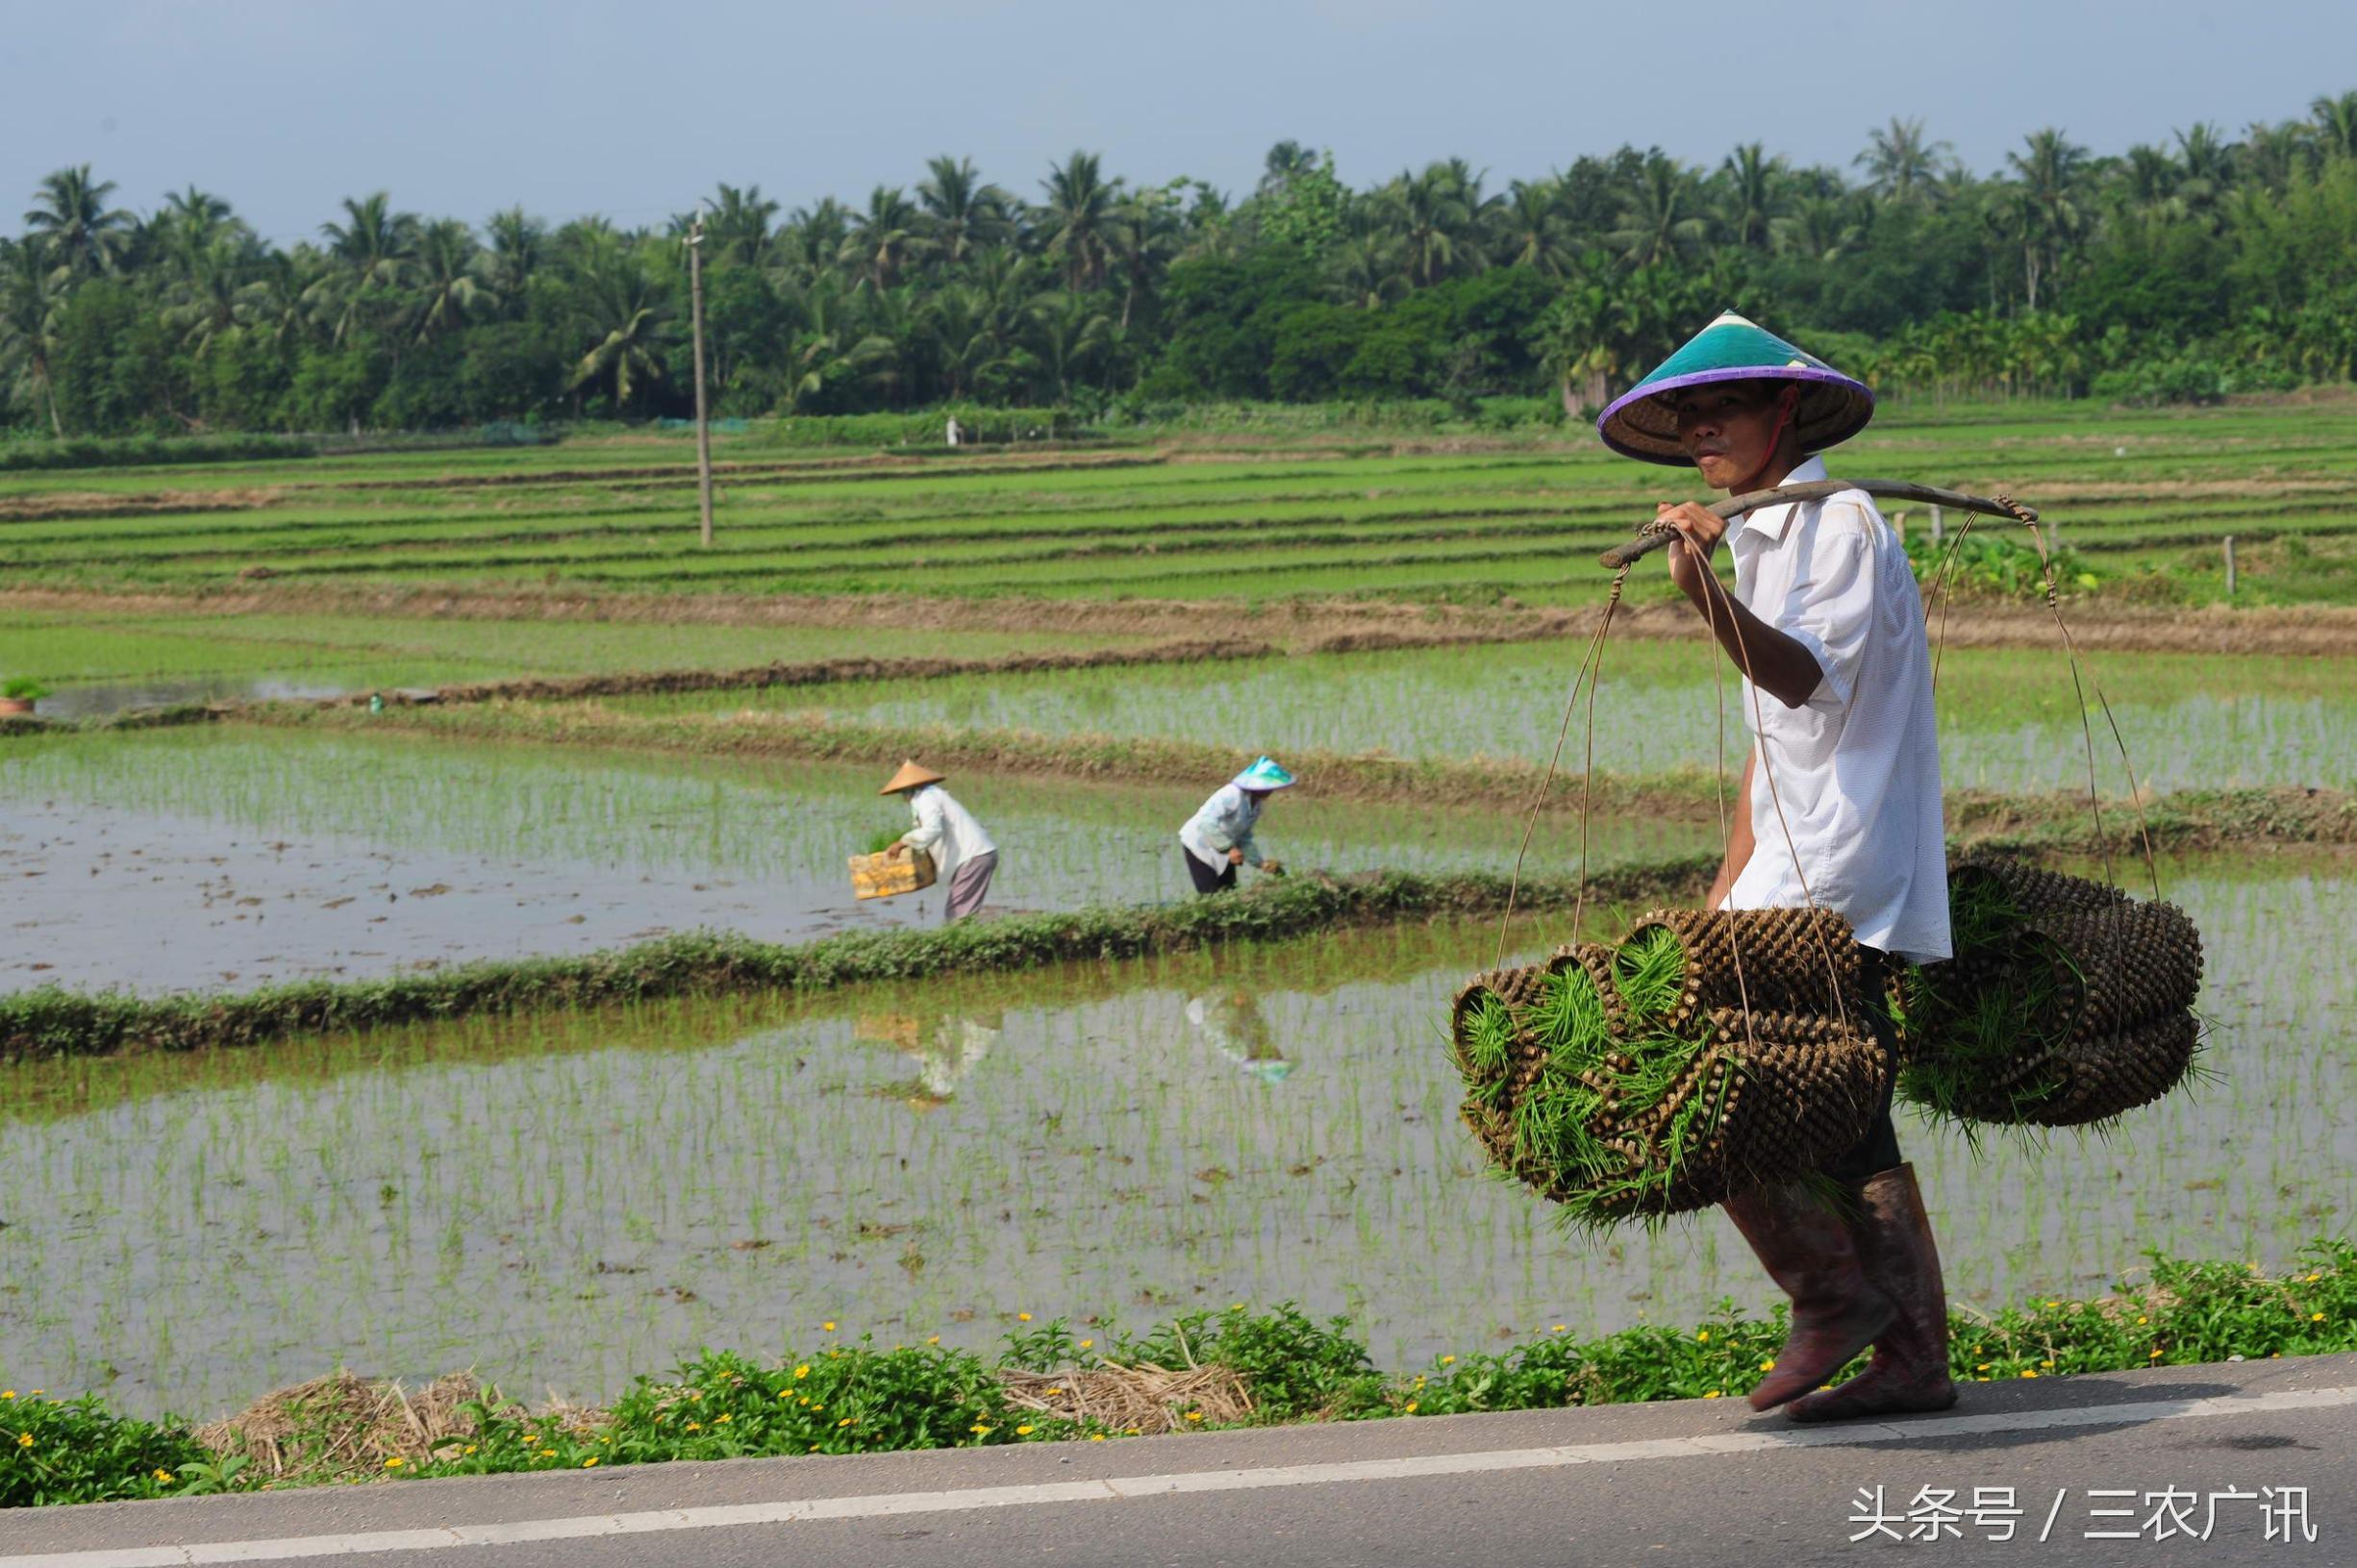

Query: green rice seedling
<box><xmin>1612</xmin><ymin>927</ymin><xmax>1690</xmax><ymax>1023</ymax></box>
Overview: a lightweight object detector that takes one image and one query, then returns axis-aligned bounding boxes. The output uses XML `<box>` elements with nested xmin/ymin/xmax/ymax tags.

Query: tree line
<box><xmin>4</xmin><ymin>89</ymin><xmax>2355</xmax><ymax>438</ymax></box>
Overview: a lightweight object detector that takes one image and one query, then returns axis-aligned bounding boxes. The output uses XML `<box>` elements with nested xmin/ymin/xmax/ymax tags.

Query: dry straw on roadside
<box><xmin>196</xmin><ymin>1372</ymin><xmax>492</xmax><ymax>1484</ymax></box>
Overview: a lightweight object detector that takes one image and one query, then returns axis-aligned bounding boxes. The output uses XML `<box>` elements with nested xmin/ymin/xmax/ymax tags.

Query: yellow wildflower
<box><xmin>715</xmin><ymin>1414</ymin><xmax>732</xmax><ymax>1424</ymax></box>
<box><xmin>795</xmin><ymin>1364</ymin><xmax>811</xmax><ymax>1380</ymax></box>
<box><xmin>1697</xmin><ymin>1329</ymin><xmax>1713</xmax><ymax>1342</ymax></box>
<box><xmin>1</xmin><ymin>1391</ymin><xmax>13</xmax><ymax>1401</ymax></box>
<box><xmin>2314</xmin><ymin>1311</ymin><xmax>2327</xmax><ymax>1322</ymax></box>
<box><xmin>1016</xmin><ymin>1425</ymin><xmax>1034</xmax><ymax>1435</ymax></box>
<box><xmin>153</xmin><ymin>1469</ymin><xmax>174</xmax><ymax>1482</ymax></box>
<box><xmin>1017</xmin><ymin>1312</ymin><xmax>1032</xmax><ymax>1323</ymax></box>
<box><xmin>686</xmin><ymin>1423</ymin><xmax>701</xmax><ymax>1432</ymax></box>
<box><xmin>1089</xmin><ymin>1433</ymin><xmax>1106</xmax><ymax>1442</ymax></box>
<box><xmin>2149</xmin><ymin>1349</ymin><xmax>2165</xmax><ymax>1359</ymax></box>
<box><xmin>1551</xmin><ymin>1326</ymin><xmax>1565</xmax><ymax>1333</ymax></box>
<box><xmin>583</xmin><ymin>1457</ymin><xmax>598</xmax><ymax>1469</ymax></box>
<box><xmin>1185</xmin><ymin>1411</ymin><xmax>1203</xmax><ymax>1422</ymax></box>
<box><xmin>840</xmin><ymin>1418</ymin><xmax>855</xmax><ymax>1428</ymax></box>
<box><xmin>1078</xmin><ymin>1340</ymin><xmax>1093</xmax><ymax>1351</ymax></box>
<box><xmin>384</xmin><ymin>1456</ymin><xmax>405</xmax><ymax>1469</ymax></box>
<box><xmin>1404</xmin><ymin>1402</ymin><xmax>1418</xmax><ymax>1413</ymax></box>
<box><xmin>1760</xmin><ymin>1359</ymin><xmax>1775</xmax><ymax>1372</ymax></box>
<box><xmin>822</xmin><ymin>1322</ymin><xmax>837</xmax><ymax>1332</ymax></box>
<box><xmin>1703</xmin><ymin>1390</ymin><xmax>1722</xmax><ymax>1400</ymax></box>
<box><xmin>927</xmin><ymin>1335</ymin><xmax>940</xmax><ymax>1345</ymax></box>
<box><xmin>2021</xmin><ymin>1370</ymin><xmax>2039</xmax><ymax>1380</ymax></box>
<box><xmin>970</xmin><ymin>1424</ymin><xmax>992</xmax><ymax>1435</ymax></box>
<box><xmin>1440</xmin><ymin>1355</ymin><xmax>1455</xmax><ymax>1365</ymax></box>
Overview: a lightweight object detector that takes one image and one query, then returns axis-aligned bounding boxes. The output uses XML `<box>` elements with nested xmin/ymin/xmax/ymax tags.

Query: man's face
<box><xmin>1671</xmin><ymin>383</ymin><xmax>1793</xmax><ymax>490</ymax></box>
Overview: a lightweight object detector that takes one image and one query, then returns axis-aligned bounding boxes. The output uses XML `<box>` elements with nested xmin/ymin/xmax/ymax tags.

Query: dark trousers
<box><xmin>1185</xmin><ymin>851</ymin><xmax>1238</xmax><ymax>895</ymax></box>
<box><xmin>1822</xmin><ymin>945</ymin><xmax>1904</xmax><ymax>1182</ymax></box>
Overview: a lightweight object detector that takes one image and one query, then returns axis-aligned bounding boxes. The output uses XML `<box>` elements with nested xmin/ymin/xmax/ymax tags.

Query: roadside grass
<box><xmin>8</xmin><ymin>1237</ymin><xmax>2351</xmax><ymax>1507</ymax></box>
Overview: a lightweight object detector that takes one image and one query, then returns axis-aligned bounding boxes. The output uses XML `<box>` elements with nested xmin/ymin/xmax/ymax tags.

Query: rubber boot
<box><xmin>1723</xmin><ymin>1179</ymin><xmax>1895</xmax><ymax>1412</ymax></box>
<box><xmin>1786</xmin><ymin>1164</ymin><xmax>1958</xmax><ymax>1423</ymax></box>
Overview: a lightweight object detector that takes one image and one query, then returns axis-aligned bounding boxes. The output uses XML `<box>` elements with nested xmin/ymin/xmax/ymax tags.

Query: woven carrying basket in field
<box><xmin>1895</xmin><ymin>857</ymin><xmax>2204</xmax><ymax>1129</ymax></box>
<box><xmin>1449</xmin><ymin>907</ymin><xmax>1886</xmax><ymax>1227</ymax></box>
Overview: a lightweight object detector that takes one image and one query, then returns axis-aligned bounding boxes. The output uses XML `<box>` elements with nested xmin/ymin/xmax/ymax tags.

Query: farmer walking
<box><xmin>881</xmin><ymin>760</ymin><xmax>998</xmax><ymax>923</ymax></box>
<box><xmin>1179</xmin><ymin>757</ymin><xmax>1291</xmax><ymax>895</ymax></box>
<box><xmin>1598</xmin><ymin>311</ymin><xmax>1954</xmax><ymax>1423</ymax></box>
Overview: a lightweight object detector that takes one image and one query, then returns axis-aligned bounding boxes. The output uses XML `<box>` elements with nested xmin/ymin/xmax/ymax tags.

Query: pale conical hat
<box><xmin>880</xmin><ymin>759</ymin><xmax>945</xmax><ymax>795</ymax></box>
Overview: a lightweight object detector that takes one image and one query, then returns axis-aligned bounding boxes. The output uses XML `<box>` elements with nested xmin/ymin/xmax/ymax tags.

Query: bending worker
<box><xmin>1179</xmin><ymin>756</ymin><xmax>1291</xmax><ymax>895</ymax></box>
<box><xmin>1598</xmin><ymin>311</ymin><xmax>1952</xmax><ymax>1423</ymax></box>
<box><xmin>881</xmin><ymin>759</ymin><xmax>997</xmax><ymax>922</ymax></box>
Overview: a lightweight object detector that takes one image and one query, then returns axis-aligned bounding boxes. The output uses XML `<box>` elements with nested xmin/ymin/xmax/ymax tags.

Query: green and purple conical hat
<box><xmin>1595</xmin><ymin>311</ymin><xmax>1874</xmax><ymax>466</ymax></box>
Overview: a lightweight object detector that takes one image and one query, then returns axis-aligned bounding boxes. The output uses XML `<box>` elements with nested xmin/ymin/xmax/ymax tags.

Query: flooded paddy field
<box><xmin>0</xmin><ymin>726</ymin><xmax>1709</xmax><ymax>993</ymax></box>
<box><xmin>622</xmin><ymin>637</ymin><xmax>2357</xmax><ymax>794</ymax></box>
<box><xmin>2</xmin><ymin>852</ymin><xmax>2344</xmax><ymax>1419</ymax></box>
<box><xmin>0</xmin><ymin>607</ymin><xmax>1150</xmax><ymax>720</ymax></box>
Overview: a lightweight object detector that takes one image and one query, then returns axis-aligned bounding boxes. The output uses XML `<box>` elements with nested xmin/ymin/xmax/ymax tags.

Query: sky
<box><xmin>7</xmin><ymin>0</ymin><xmax>2354</xmax><ymax>243</ymax></box>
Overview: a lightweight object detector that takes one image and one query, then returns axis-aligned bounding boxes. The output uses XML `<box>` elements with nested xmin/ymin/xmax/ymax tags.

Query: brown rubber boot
<box><xmin>1786</xmin><ymin>1164</ymin><xmax>1959</xmax><ymax>1423</ymax></box>
<box><xmin>1723</xmin><ymin>1179</ymin><xmax>1895</xmax><ymax>1412</ymax></box>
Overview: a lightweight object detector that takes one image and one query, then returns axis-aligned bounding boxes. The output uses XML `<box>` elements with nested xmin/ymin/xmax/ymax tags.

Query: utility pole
<box><xmin>688</xmin><ymin>206</ymin><xmax>715</xmax><ymax>549</ymax></box>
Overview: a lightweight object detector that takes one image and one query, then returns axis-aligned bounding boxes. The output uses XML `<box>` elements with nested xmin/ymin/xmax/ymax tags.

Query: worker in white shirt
<box><xmin>1599</xmin><ymin>311</ymin><xmax>1951</xmax><ymax>1426</ymax></box>
<box><xmin>1179</xmin><ymin>757</ymin><xmax>1292</xmax><ymax>895</ymax></box>
<box><xmin>881</xmin><ymin>760</ymin><xmax>998</xmax><ymax>922</ymax></box>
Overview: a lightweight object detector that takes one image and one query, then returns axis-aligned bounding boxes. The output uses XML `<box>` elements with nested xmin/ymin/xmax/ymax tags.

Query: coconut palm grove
<box><xmin>5</xmin><ymin>89</ymin><xmax>2356</xmax><ymax>439</ymax></box>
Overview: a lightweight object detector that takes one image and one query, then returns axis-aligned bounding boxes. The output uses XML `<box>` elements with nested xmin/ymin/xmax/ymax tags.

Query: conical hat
<box><xmin>1595</xmin><ymin>311</ymin><xmax>1874</xmax><ymax>467</ymax></box>
<box><xmin>1232</xmin><ymin>756</ymin><xmax>1295</xmax><ymax>791</ymax></box>
<box><xmin>880</xmin><ymin>759</ymin><xmax>944</xmax><ymax>795</ymax></box>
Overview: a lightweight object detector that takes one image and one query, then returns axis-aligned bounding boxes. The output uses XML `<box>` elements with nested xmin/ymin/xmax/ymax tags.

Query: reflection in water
<box><xmin>855</xmin><ymin>1009</ymin><xmax>1003</xmax><ymax>1099</ymax></box>
<box><xmin>1189</xmin><ymin>990</ymin><xmax>1291</xmax><ymax>1083</ymax></box>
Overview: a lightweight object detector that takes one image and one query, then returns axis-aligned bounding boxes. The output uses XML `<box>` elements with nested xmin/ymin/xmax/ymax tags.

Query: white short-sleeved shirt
<box><xmin>903</xmin><ymin>785</ymin><xmax>995</xmax><ymax>878</ymax></box>
<box><xmin>1722</xmin><ymin>456</ymin><xmax>1950</xmax><ymax>962</ymax></box>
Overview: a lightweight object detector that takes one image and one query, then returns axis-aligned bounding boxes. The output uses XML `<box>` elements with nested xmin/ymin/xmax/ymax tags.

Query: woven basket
<box><xmin>1448</xmin><ymin>908</ymin><xmax>1886</xmax><ymax>1225</ymax></box>
<box><xmin>1896</xmin><ymin>856</ymin><xmax>2204</xmax><ymax>1129</ymax></box>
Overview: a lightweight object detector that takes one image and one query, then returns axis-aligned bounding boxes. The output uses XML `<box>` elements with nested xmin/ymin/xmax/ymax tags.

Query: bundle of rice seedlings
<box><xmin>1895</xmin><ymin>856</ymin><xmax>2204</xmax><ymax>1130</ymax></box>
<box><xmin>1449</xmin><ymin>908</ymin><xmax>1885</xmax><ymax>1230</ymax></box>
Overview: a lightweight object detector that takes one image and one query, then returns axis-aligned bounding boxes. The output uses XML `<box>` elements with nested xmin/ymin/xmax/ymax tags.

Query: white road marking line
<box><xmin>11</xmin><ymin>1382</ymin><xmax>2354</xmax><ymax>1567</ymax></box>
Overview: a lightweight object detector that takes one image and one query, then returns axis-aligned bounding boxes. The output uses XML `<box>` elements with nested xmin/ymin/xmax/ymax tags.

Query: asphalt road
<box><xmin>8</xmin><ymin>1354</ymin><xmax>2354</xmax><ymax>1568</ymax></box>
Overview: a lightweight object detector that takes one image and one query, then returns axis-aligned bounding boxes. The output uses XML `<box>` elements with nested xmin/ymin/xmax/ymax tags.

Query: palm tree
<box><xmin>161</xmin><ymin>238</ymin><xmax>250</xmax><ymax>358</ymax></box>
<box><xmin>2004</xmin><ymin>128</ymin><xmax>2092</xmax><ymax>310</ymax></box>
<box><xmin>775</xmin><ymin>199</ymin><xmax>851</xmax><ymax>284</ymax></box>
<box><xmin>1495</xmin><ymin>178</ymin><xmax>1571</xmax><ymax>274</ymax></box>
<box><xmin>703</xmin><ymin>183</ymin><xmax>781</xmax><ymax>268</ymax></box>
<box><xmin>1379</xmin><ymin>163</ymin><xmax>1482</xmax><ymax>287</ymax></box>
<box><xmin>917</xmin><ymin>157</ymin><xmax>1012</xmax><ymax>265</ymax></box>
<box><xmin>1325</xmin><ymin>231</ymin><xmax>1406</xmax><ymax>309</ymax></box>
<box><xmin>1258</xmin><ymin>140</ymin><xmax>1320</xmax><ymax>196</ymax></box>
<box><xmin>1027</xmin><ymin>289</ymin><xmax>1112</xmax><ymax>401</ymax></box>
<box><xmin>1855</xmin><ymin>118</ymin><xmax>1951</xmax><ymax>203</ymax></box>
<box><xmin>482</xmin><ymin>207</ymin><xmax>544</xmax><ymax>312</ymax></box>
<box><xmin>1041</xmin><ymin>150</ymin><xmax>1118</xmax><ymax>290</ymax></box>
<box><xmin>24</xmin><ymin>164</ymin><xmax>134</xmax><ymax>278</ymax></box>
<box><xmin>2312</xmin><ymin>91</ymin><xmax>2357</xmax><ymax>162</ymax></box>
<box><xmin>0</xmin><ymin>238</ymin><xmax>66</xmax><ymax>434</ymax></box>
<box><xmin>320</xmin><ymin>192</ymin><xmax>419</xmax><ymax>290</ymax></box>
<box><xmin>410</xmin><ymin>219</ymin><xmax>485</xmax><ymax>342</ymax></box>
<box><xmin>1608</xmin><ymin>156</ymin><xmax>1709</xmax><ymax>266</ymax></box>
<box><xmin>1105</xmin><ymin>186</ymin><xmax>1179</xmax><ymax>330</ymax></box>
<box><xmin>1717</xmin><ymin>143</ymin><xmax>1789</xmax><ymax>248</ymax></box>
<box><xmin>839</xmin><ymin>187</ymin><xmax>928</xmax><ymax>290</ymax></box>
<box><xmin>1777</xmin><ymin>195</ymin><xmax>1861</xmax><ymax>262</ymax></box>
<box><xmin>568</xmin><ymin>263</ymin><xmax>672</xmax><ymax>410</ymax></box>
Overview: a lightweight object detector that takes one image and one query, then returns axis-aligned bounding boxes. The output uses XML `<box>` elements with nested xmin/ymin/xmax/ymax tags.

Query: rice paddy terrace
<box><xmin>4</xmin><ymin>399</ymin><xmax>2354</xmax><ymax>1425</ymax></box>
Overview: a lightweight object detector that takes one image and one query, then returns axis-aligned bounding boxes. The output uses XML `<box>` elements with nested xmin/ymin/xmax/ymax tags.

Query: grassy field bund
<box><xmin>5</xmin><ymin>402</ymin><xmax>2355</xmax><ymax>1505</ymax></box>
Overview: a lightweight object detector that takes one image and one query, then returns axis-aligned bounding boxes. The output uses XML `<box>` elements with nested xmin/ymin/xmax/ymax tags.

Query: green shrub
<box><xmin>0</xmin><ymin>1389</ymin><xmax>211</xmax><ymax>1508</ymax></box>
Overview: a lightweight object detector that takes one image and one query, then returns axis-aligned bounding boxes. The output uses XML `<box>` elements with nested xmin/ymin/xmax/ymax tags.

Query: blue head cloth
<box><xmin>1232</xmin><ymin>756</ymin><xmax>1295</xmax><ymax>792</ymax></box>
